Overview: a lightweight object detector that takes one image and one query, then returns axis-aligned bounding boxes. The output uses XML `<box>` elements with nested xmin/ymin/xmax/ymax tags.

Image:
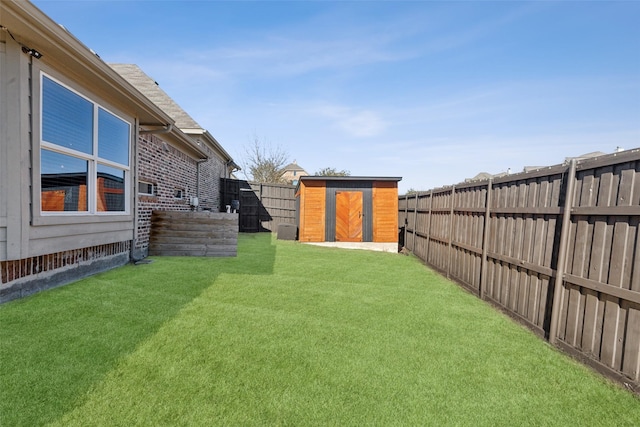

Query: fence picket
<box><xmin>398</xmin><ymin>149</ymin><xmax>640</xmax><ymax>392</ymax></box>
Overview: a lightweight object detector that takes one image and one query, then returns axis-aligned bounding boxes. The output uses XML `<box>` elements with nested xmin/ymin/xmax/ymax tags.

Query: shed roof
<box><xmin>296</xmin><ymin>176</ymin><xmax>401</xmax><ymax>191</ymax></box>
<box><xmin>300</xmin><ymin>176</ymin><xmax>402</xmax><ymax>182</ymax></box>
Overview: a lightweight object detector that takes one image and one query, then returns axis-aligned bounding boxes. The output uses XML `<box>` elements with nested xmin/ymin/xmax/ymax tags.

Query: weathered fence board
<box><xmin>399</xmin><ymin>148</ymin><xmax>640</xmax><ymax>391</ymax></box>
<box><xmin>249</xmin><ymin>182</ymin><xmax>297</xmax><ymax>232</ymax></box>
<box><xmin>220</xmin><ymin>179</ymin><xmax>296</xmax><ymax>232</ymax></box>
<box><xmin>149</xmin><ymin>211</ymin><xmax>238</xmax><ymax>257</ymax></box>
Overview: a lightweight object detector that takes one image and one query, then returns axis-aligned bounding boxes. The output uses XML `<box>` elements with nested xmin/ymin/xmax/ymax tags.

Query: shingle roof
<box><xmin>109</xmin><ymin>63</ymin><xmax>201</xmax><ymax>130</ymax></box>
<box><xmin>282</xmin><ymin>162</ymin><xmax>307</xmax><ymax>172</ymax></box>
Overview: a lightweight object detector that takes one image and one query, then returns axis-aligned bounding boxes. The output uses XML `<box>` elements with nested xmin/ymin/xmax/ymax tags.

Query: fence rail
<box><xmin>399</xmin><ymin>149</ymin><xmax>640</xmax><ymax>391</ymax></box>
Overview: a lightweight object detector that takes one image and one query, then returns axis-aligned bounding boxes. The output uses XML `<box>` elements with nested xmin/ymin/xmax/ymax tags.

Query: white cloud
<box><xmin>312</xmin><ymin>104</ymin><xmax>388</xmax><ymax>138</ymax></box>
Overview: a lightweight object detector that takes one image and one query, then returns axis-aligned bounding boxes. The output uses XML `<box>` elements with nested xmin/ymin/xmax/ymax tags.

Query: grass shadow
<box><xmin>0</xmin><ymin>233</ymin><xmax>275</xmax><ymax>426</ymax></box>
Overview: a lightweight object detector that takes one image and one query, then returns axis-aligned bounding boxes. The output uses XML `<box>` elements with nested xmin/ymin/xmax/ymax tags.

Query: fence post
<box><xmin>479</xmin><ymin>179</ymin><xmax>493</xmax><ymax>299</ymax></box>
<box><xmin>425</xmin><ymin>190</ymin><xmax>434</xmax><ymax>263</ymax></box>
<box><xmin>447</xmin><ymin>185</ymin><xmax>456</xmax><ymax>278</ymax></box>
<box><xmin>404</xmin><ymin>194</ymin><xmax>409</xmax><ymax>248</ymax></box>
<box><xmin>548</xmin><ymin>159</ymin><xmax>577</xmax><ymax>344</ymax></box>
<box><xmin>478</xmin><ymin>178</ymin><xmax>493</xmax><ymax>299</ymax></box>
<box><xmin>412</xmin><ymin>191</ymin><xmax>419</xmax><ymax>252</ymax></box>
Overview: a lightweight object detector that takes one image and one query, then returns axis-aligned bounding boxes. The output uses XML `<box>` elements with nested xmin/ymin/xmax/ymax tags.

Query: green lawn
<box><xmin>1</xmin><ymin>233</ymin><xmax>639</xmax><ymax>426</ymax></box>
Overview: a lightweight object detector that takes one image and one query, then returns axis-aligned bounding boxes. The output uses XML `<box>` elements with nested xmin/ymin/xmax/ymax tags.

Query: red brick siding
<box><xmin>197</xmin><ymin>147</ymin><xmax>226</xmax><ymax>211</ymax></box>
<box><xmin>1</xmin><ymin>241</ymin><xmax>130</xmax><ymax>284</ymax></box>
<box><xmin>136</xmin><ymin>134</ymin><xmax>196</xmax><ymax>252</ymax></box>
<box><xmin>135</xmin><ymin>134</ymin><xmax>229</xmax><ymax>253</ymax></box>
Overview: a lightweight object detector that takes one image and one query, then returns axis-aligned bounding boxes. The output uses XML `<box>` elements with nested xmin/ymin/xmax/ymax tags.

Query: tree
<box><xmin>314</xmin><ymin>167</ymin><xmax>350</xmax><ymax>177</ymax></box>
<box><xmin>242</xmin><ymin>136</ymin><xmax>289</xmax><ymax>183</ymax></box>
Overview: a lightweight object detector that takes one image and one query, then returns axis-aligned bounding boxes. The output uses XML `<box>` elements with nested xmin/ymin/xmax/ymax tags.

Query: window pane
<box><xmin>98</xmin><ymin>108</ymin><xmax>130</xmax><ymax>166</ymax></box>
<box><xmin>138</xmin><ymin>181</ymin><xmax>155</xmax><ymax>195</ymax></box>
<box><xmin>42</xmin><ymin>77</ymin><xmax>93</xmax><ymax>154</ymax></box>
<box><xmin>41</xmin><ymin>149</ymin><xmax>88</xmax><ymax>212</ymax></box>
<box><xmin>97</xmin><ymin>164</ymin><xmax>126</xmax><ymax>212</ymax></box>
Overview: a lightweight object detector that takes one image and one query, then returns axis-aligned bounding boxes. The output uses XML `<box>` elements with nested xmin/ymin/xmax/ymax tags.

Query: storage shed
<box><xmin>296</xmin><ymin>176</ymin><xmax>401</xmax><ymax>252</ymax></box>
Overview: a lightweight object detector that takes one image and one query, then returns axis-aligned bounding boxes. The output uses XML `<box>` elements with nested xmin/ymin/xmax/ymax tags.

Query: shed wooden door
<box><xmin>335</xmin><ymin>191</ymin><xmax>363</xmax><ymax>242</ymax></box>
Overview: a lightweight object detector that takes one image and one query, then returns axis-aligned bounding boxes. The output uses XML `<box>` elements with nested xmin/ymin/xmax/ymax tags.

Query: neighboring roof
<box><xmin>564</xmin><ymin>151</ymin><xmax>608</xmax><ymax>163</ymax></box>
<box><xmin>465</xmin><ymin>172</ymin><xmax>493</xmax><ymax>182</ymax></box>
<box><xmin>282</xmin><ymin>162</ymin><xmax>307</xmax><ymax>172</ymax></box>
<box><xmin>109</xmin><ymin>64</ymin><xmax>201</xmax><ymax>129</ymax></box>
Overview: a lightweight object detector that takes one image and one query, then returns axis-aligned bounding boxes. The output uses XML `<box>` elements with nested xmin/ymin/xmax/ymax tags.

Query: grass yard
<box><xmin>1</xmin><ymin>233</ymin><xmax>639</xmax><ymax>426</ymax></box>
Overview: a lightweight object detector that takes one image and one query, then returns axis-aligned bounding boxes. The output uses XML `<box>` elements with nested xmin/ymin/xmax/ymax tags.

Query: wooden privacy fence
<box><xmin>249</xmin><ymin>182</ymin><xmax>297</xmax><ymax>232</ymax></box>
<box><xmin>220</xmin><ymin>179</ymin><xmax>296</xmax><ymax>232</ymax></box>
<box><xmin>399</xmin><ymin>149</ymin><xmax>640</xmax><ymax>391</ymax></box>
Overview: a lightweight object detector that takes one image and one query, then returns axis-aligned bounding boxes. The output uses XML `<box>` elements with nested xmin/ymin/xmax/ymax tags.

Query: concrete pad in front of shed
<box><xmin>302</xmin><ymin>242</ymin><xmax>398</xmax><ymax>253</ymax></box>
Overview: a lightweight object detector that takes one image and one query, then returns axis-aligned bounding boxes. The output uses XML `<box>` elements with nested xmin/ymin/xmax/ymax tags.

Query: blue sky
<box><xmin>32</xmin><ymin>0</ymin><xmax>640</xmax><ymax>193</ymax></box>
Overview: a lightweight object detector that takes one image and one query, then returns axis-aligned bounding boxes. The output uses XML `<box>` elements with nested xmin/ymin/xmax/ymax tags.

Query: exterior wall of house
<box><xmin>197</xmin><ymin>144</ymin><xmax>228</xmax><ymax>211</ymax></box>
<box><xmin>0</xmin><ymin>35</ymin><xmax>9</xmax><ymax>262</ymax></box>
<box><xmin>135</xmin><ymin>133</ymin><xmax>198</xmax><ymax>259</ymax></box>
<box><xmin>1</xmin><ymin>242</ymin><xmax>130</xmax><ymax>302</ymax></box>
<box><xmin>134</xmin><ymin>135</ymin><xmax>230</xmax><ymax>259</ymax></box>
<box><xmin>282</xmin><ymin>169</ymin><xmax>308</xmax><ymax>185</ymax></box>
<box><xmin>1</xmin><ymin>3</ymin><xmax>236</xmax><ymax>301</ymax></box>
<box><xmin>0</xmin><ymin>36</ymin><xmax>137</xmax><ymax>302</ymax></box>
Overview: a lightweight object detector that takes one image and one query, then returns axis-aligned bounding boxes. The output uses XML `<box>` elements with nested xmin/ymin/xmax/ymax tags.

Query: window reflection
<box><xmin>97</xmin><ymin>164</ymin><xmax>125</xmax><ymax>212</ymax></box>
<box><xmin>98</xmin><ymin>108</ymin><xmax>130</xmax><ymax>166</ymax></box>
<box><xmin>42</xmin><ymin>77</ymin><xmax>93</xmax><ymax>155</ymax></box>
<box><xmin>41</xmin><ymin>150</ymin><xmax>88</xmax><ymax>211</ymax></box>
<box><xmin>40</xmin><ymin>73</ymin><xmax>131</xmax><ymax>215</ymax></box>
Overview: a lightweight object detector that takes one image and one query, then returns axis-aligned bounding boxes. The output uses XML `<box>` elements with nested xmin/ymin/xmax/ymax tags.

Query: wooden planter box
<box><xmin>149</xmin><ymin>211</ymin><xmax>238</xmax><ymax>257</ymax></box>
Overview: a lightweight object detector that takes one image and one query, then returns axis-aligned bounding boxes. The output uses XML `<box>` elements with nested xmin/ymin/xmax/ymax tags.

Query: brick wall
<box><xmin>197</xmin><ymin>144</ymin><xmax>227</xmax><ymax>211</ymax></box>
<box><xmin>0</xmin><ymin>241</ymin><xmax>130</xmax><ymax>302</ymax></box>
<box><xmin>0</xmin><ymin>241</ymin><xmax>130</xmax><ymax>285</ymax></box>
<box><xmin>135</xmin><ymin>134</ymin><xmax>229</xmax><ymax>258</ymax></box>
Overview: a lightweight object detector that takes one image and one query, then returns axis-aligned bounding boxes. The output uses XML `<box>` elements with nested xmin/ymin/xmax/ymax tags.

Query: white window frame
<box><xmin>39</xmin><ymin>72</ymin><xmax>131</xmax><ymax>216</ymax></box>
<box><xmin>138</xmin><ymin>180</ymin><xmax>156</xmax><ymax>196</ymax></box>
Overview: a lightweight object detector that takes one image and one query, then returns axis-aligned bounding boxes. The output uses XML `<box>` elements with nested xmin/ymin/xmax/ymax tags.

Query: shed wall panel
<box><xmin>299</xmin><ymin>180</ymin><xmax>326</xmax><ymax>242</ymax></box>
<box><xmin>373</xmin><ymin>182</ymin><xmax>399</xmax><ymax>242</ymax></box>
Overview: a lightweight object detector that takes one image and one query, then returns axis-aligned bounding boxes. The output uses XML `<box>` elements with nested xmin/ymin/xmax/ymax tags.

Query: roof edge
<box><xmin>299</xmin><ymin>176</ymin><xmax>402</xmax><ymax>182</ymax></box>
